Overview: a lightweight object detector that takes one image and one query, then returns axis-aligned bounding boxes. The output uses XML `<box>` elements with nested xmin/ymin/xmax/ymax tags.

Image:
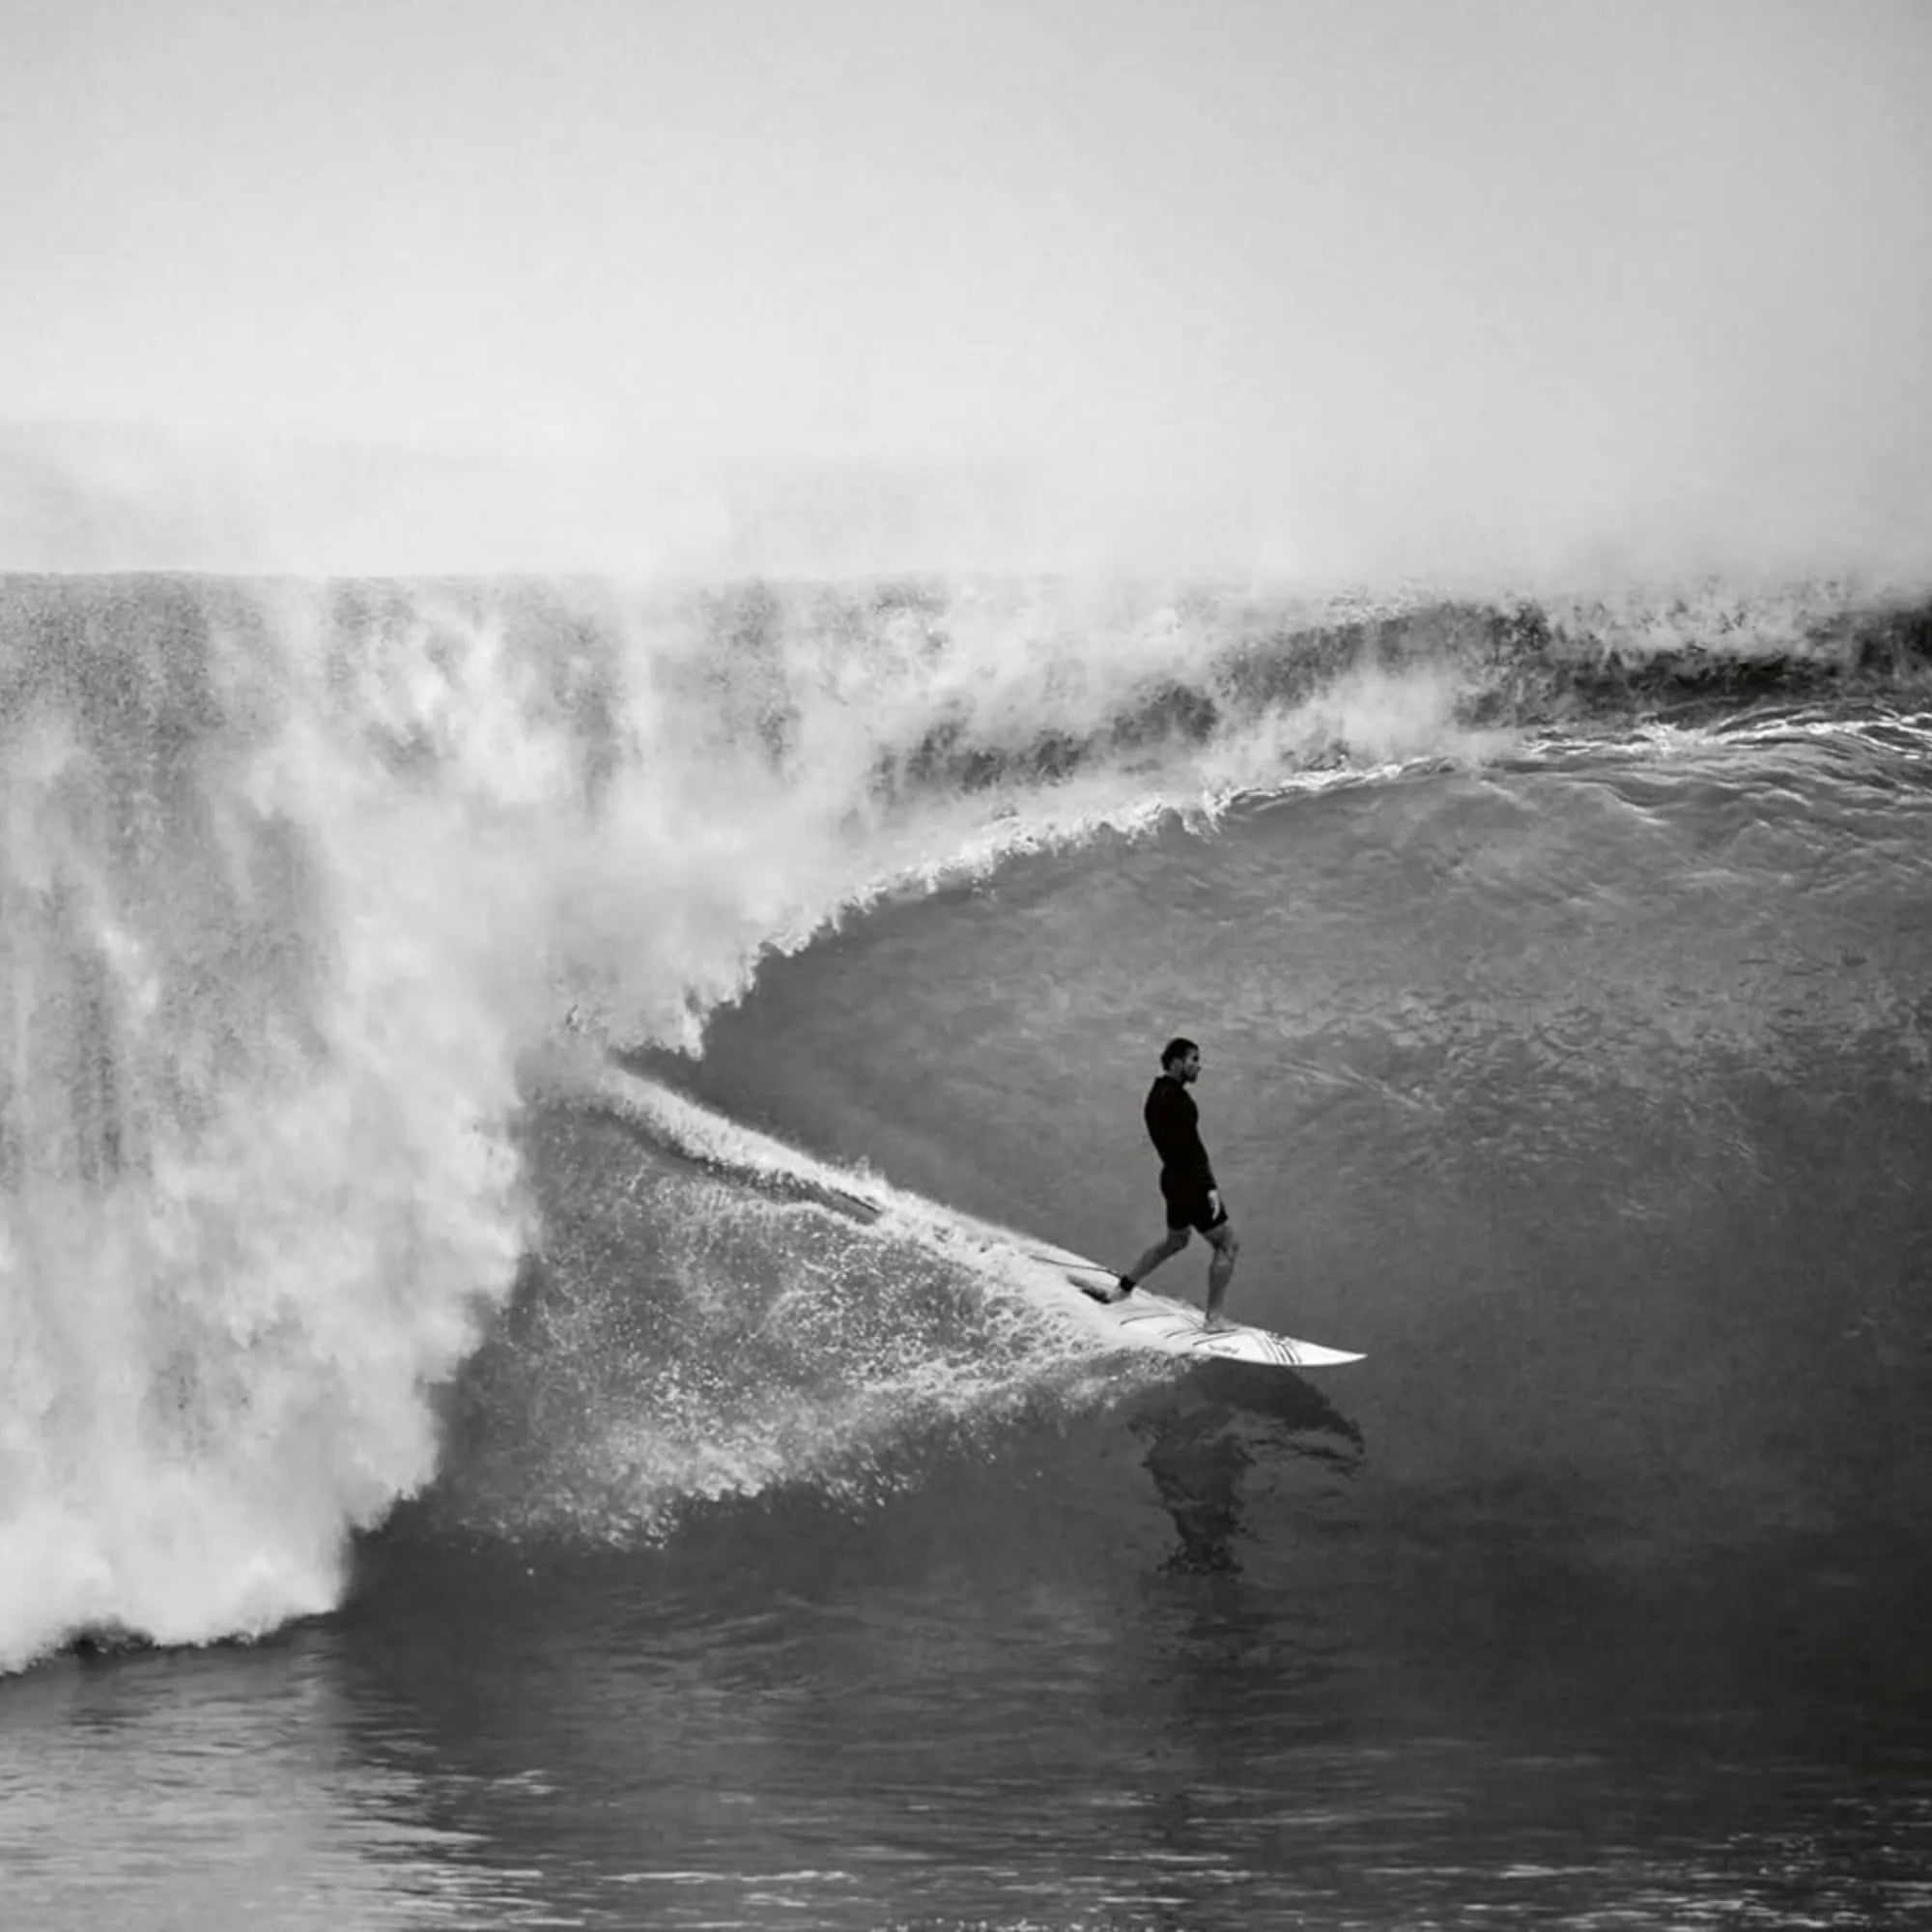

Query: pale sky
<box><xmin>4</xmin><ymin>0</ymin><xmax>1929</xmax><ymax>579</ymax></box>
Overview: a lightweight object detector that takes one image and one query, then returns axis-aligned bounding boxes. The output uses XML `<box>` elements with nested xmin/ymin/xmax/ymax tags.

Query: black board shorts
<box><xmin>1160</xmin><ymin>1170</ymin><xmax>1229</xmax><ymax>1235</ymax></box>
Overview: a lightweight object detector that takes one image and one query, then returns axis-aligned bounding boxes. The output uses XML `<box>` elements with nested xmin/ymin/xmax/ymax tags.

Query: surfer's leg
<box><xmin>1203</xmin><ymin>1218</ymin><xmax>1239</xmax><ymax>1329</ymax></box>
<box><xmin>1120</xmin><ymin>1226</ymin><xmax>1189</xmax><ymax>1293</ymax></box>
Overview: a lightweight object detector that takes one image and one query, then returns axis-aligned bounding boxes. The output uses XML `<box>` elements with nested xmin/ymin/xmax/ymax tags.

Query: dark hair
<box><xmin>1160</xmin><ymin>1036</ymin><xmax>1198</xmax><ymax>1068</ymax></box>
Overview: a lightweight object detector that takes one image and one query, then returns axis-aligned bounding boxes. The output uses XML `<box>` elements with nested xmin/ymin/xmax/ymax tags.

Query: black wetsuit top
<box><xmin>1144</xmin><ymin>1075</ymin><xmax>1215</xmax><ymax>1191</ymax></box>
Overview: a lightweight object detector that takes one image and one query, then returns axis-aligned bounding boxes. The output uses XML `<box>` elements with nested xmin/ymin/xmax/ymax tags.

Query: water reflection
<box><xmin>1127</xmin><ymin>1359</ymin><xmax>1365</xmax><ymax>1574</ymax></box>
<box><xmin>9</xmin><ymin>1457</ymin><xmax>1932</xmax><ymax>1932</ymax></box>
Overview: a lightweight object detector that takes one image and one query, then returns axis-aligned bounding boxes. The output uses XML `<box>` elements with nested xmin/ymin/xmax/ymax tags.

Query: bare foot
<box><xmin>1204</xmin><ymin>1312</ymin><xmax>1232</xmax><ymax>1332</ymax></box>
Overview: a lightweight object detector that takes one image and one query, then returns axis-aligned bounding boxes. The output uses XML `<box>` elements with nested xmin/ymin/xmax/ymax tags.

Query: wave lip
<box><xmin>844</xmin><ymin>579</ymin><xmax>1932</xmax><ymax>804</ymax></box>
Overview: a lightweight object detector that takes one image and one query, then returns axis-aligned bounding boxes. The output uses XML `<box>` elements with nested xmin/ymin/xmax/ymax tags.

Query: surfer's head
<box><xmin>1160</xmin><ymin>1037</ymin><xmax>1201</xmax><ymax>1082</ymax></box>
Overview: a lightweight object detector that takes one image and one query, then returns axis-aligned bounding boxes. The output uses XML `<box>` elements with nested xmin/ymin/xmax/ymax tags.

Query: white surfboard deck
<box><xmin>1044</xmin><ymin>1252</ymin><xmax>1365</xmax><ymax>1370</ymax></box>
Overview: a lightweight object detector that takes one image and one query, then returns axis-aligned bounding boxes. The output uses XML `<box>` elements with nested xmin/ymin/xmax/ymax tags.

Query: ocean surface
<box><xmin>3</xmin><ymin>570</ymin><xmax>1932</xmax><ymax>1928</ymax></box>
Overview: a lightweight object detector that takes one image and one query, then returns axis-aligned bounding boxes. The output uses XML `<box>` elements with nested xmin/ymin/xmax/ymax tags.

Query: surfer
<box><xmin>1105</xmin><ymin>1036</ymin><xmax>1240</xmax><ymax>1329</ymax></box>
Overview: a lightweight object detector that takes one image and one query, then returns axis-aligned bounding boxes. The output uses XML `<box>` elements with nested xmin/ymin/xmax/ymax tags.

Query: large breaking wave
<box><xmin>1</xmin><ymin>566</ymin><xmax>1927</xmax><ymax>1670</ymax></box>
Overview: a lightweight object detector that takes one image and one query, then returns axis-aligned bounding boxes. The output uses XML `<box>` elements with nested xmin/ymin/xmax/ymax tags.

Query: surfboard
<box><xmin>1048</xmin><ymin>1255</ymin><xmax>1365</xmax><ymax>1370</ymax></box>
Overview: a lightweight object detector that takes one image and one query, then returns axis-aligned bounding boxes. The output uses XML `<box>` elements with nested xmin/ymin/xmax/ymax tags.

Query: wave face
<box><xmin>2</xmin><ymin>568</ymin><xmax>1929</xmax><ymax>1669</ymax></box>
<box><xmin>627</xmin><ymin>703</ymin><xmax>1932</xmax><ymax>1593</ymax></box>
